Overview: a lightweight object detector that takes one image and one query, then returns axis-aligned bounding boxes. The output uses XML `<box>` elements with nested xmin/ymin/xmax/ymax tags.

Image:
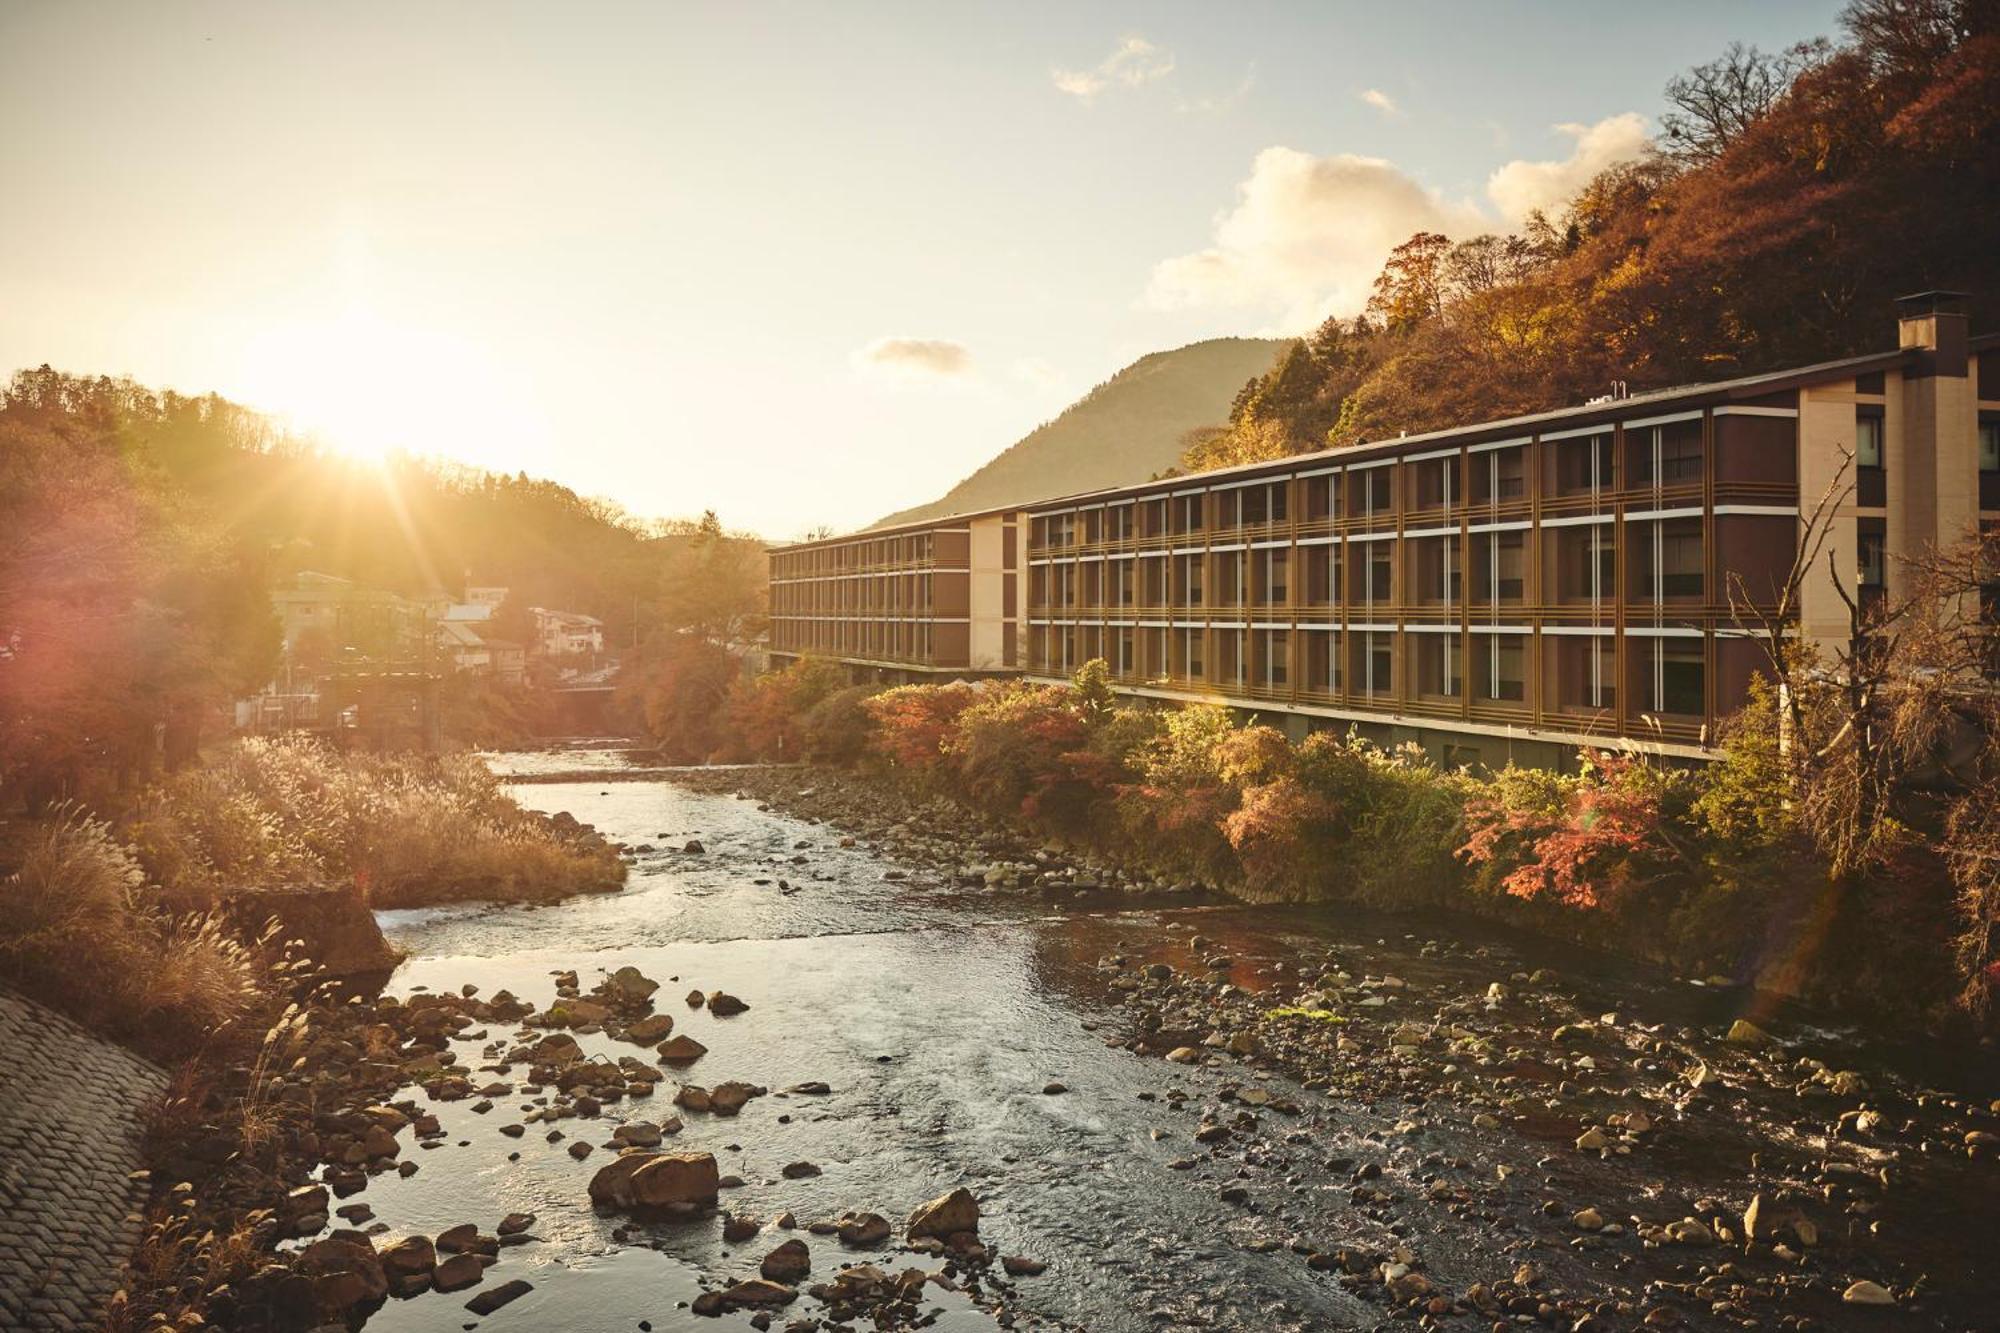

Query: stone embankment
<box><xmin>0</xmin><ymin>989</ymin><xmax>165</xmax><ymax>1331</ymax></box>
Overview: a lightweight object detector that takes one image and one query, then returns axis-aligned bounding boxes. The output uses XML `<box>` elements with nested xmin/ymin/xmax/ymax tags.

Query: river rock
<box><xmin>761</xmin><ymin>1238</ymin><xmax>812</xmax><ymax>1281</ymax></box>
<box><xmin>1003</xmin><ymin>1255</ymin><xmax>1047</xmax><ymax>1276</ymax></box>
<box><xmin>721</xmin><ymin>1278</ymin><xmax>796</xmax><ymax>1307</ymax></box>
<box><xmin>1841</xmin><ymin>1279</ymin><xmax>1896</xmax><ymax>1306</ymax></box>
<box><xmin>296</xmin><ymin>1230</ymin><xmax>388</xmax><ymax>1317</ymax></box>
<box><xmin>906</xmin><ymin>1187</ymin><xmax>979</xmax><ymax>1240</ymax></box>
<box><xmin>380</xmin><ymin>1235</ymin><xmax>434</xmax><ymax>1277</ymax></box>
<box><xmin>529</xmin><ymin>1032</ymin><xmax>585</xmax><ymax>1064</ymax></box>
<box><xmin>657</xmin><ymin>1035</ymin><xmax>708</xmax><ymax>1064</ymax></box>
<box><xmin>1725</xmin><ymin>1018</ymin><xmax>1774</xmax><ymax>1047</ymax></box>
<box><xmin>838</xmin><ymin>1211</ymin><xmax>892</xmax><ymax>1246</ymax></box>
<box><xmin>465</xmin><ymin>1279</ymin><xmax>533</xmax><ymax>1315</ymax></box>
<box><xmin>709</xmin><ymin>1080</ymin><xmax>767</xmax><ymax>1115</ymax></box>
<box><xmin>707</xmin><ymin>991</ymin><xmax>750</xmax><ymax>1016</ymax></box>
<box><xmin>606</xmin><ymin>965</ymin><xmax>659</xmax><ymax>1001</ymax></box>
<box><xmin>431</xmin><ymin>1252</ymin><xmax>483</xmax><ymax>1293</ymax></box>
<box><xmin>627</xmin><ymin>1013</ymin><xmax>675</xmax><ymax>1043</ymax></box>
<box><xmin>626</xmin><ymin>1152</ymin><xmax>721</xmax><ymax>1208</ymax></box>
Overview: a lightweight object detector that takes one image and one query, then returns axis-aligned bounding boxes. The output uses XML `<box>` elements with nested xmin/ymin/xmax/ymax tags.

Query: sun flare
<box><xmin>234</xmin><ymin>311</ymin><xmax>528</xmax><ymax>467</ymax></box>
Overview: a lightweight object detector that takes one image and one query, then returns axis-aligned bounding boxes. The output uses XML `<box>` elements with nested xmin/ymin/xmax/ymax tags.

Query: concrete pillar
<box><xmin>1895</xmin><ymin>291</ymin><xmax>1978</xmax><ymax>559</ymax></box>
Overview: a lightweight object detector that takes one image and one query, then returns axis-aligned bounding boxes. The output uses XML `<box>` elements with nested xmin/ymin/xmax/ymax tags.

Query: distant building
<box><xmin>271</xmin><ymin>571</ymin><xmax>427</xmax><ymax>660</ymax></box>
<box><xmin>465</xmin><ymin>585</ymin><xmax>511</xmax><ymax>607</ymax></box>
<box><xmin>438</xmin><ymin>619</ymin><xmax>492</xmax><ymax>674</ymax></box>
<box><xmin>533</xmin><ymin>608</ymin><xmax>605</xmax><ymax>658</ymax></box>
<box><xmin>484</xmin><ymin>638</ymin><xmax>527</xmax><ymax>685</ymax></box>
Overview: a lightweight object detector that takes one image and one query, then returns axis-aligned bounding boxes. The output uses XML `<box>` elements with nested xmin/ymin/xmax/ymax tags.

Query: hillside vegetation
<box><xmin>873</xmin><ymin>336</ymin><xmax>1286</xmax><ymax>527</ymax></box>
<box><xmin>1184</xmin><ymin>0</ymin><xmax>2000</xmax><ymax>472</ymax></box>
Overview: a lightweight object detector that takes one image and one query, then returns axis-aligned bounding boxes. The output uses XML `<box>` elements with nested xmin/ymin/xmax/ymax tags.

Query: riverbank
<box><xmin>70</xmin><ymin>750</ymin><xmax>2000</xmax><ymax>1333</ymax></box>
<box><xmin>666</xmin><ymin>760</ymin><xmax>2000</xmax><ymax>1329</ymax></box>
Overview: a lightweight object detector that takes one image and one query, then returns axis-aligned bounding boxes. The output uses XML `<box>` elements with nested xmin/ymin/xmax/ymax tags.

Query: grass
<box><xmin>0</xmin><ymin>807</ymin><xmax>267</xmax><ymax>1056</ymax></box>
<box><xmin>126</xmin><ymin>735</ymin><xmax>625</xmax><ymax>908</ymax></box>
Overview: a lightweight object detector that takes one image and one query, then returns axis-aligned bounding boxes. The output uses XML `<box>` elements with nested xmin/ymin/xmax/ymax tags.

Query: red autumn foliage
<box><xmin>1458</xmin><ymin>753</ymin><xmax>1668</xmax><ymax>910</ymax></box>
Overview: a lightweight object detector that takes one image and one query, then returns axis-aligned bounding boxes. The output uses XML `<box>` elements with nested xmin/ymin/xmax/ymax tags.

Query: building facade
<box><xmin>767</xmin><ymin>506</ymin><xmax>1026</xmax><ymax>681</ymax></box>
<box><xmin>1024</xmin><ymin>296</ymin><xmax>1997</xmax><ymax>764</ymax></box>
<box><xmin>768</xmin><ymin>296</ymin><xmax>1997</xmax><ymax>764</ymax></box>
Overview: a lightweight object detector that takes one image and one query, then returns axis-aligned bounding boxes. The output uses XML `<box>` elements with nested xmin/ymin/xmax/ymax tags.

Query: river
<box><xmin>342</xmin><ymin>747</ymin><xmax>1998</xmax><ymax>1332</ymax></box>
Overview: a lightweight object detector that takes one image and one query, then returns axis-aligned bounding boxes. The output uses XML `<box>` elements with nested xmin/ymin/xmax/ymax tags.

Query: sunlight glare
<box><xmin>234</xmin><ymin>310</ymin><xmax>534</xmax><ymax>468</ymax></box>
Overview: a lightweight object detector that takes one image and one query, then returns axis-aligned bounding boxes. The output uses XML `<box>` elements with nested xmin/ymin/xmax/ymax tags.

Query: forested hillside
<box><xmin>872</xmin><ymin>337</ymin><xmax>1286</xmax><ymax>527</ymax></box>
<box><xmin>1184</xmin><ymin>0</ymin><xmax>2000</xmax><ymax>472</ymax></box>
<box><xmin>0</xmin><ymin>368</ymin><xmax>763</xmax><ymax>794</ymax></box>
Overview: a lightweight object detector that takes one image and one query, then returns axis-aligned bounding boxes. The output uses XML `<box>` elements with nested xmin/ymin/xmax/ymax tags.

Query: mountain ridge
<box><xmin>870</xmin><ymin>336</ymin><xmax>1286</xmax><ymax>529</ymax></box>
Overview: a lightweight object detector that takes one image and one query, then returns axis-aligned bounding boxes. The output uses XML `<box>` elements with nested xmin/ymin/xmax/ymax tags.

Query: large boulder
<box><xmin>605</xmin><ymin>965</ymin><xmax>659</xmax><ymax>1001</ymax></box>
<box><xmin>657</xmin><ymin>1035</ymin><xmax>708</xmax><ymax>1065</ymax></box>
<box><xmin>296</xmin><ymin>1230</ymin><xmax>388</xmax><ymax>1318</ymax></box>
<box><xmin>590</xmin><ymin>1151</ymin><xmax>720</xmax><ymax>1210</ymax></box>
<box><xmin>761</xmin><ymin>1238</ymin><xmax>812</xmax><ymax>1282</ymax></box>
<box><xmin>906</xmin><ymin>1187</ymin><xmax>979</xmax><ymax>1241</ymax></box>
<box><xmin>631</xmin><ymin>1152</ymin><xmax>721</xmax><ymax>1208</ymax></box>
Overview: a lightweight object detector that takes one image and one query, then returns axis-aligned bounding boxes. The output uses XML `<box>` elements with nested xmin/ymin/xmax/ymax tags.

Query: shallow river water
<box><xmin>344</xmin><ymin>749</ymin><xmax>1997</xmax><ymax>1333</ymax></box>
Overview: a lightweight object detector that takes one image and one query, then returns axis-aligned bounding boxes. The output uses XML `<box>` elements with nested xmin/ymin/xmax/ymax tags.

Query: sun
<box><xmin>234</xmin><ymin>310</ymin><xmax>529</xmax><ymax>468</ymax></box>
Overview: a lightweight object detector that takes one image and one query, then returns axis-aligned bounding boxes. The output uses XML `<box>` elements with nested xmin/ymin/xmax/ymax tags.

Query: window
<box><xmin>1649</xmin><ymin>639</ymin><xmax>1704</xmax><ymax>717</ymax></box>
<box><xmin>1980</xmin><ymin>420</ymin><xmax>1999</xmax><ymax>473</ymax></box>
<box><xmin>1858</xmin><ymin>519</ymin><xmax>1886</xmax><ymax>590</ymax></box>
<box><xmin>1176</xmin><ymin>494</ymin><xmax>1205</xmax><ymax>533</ymax></box>
<box><xmin>1856</xmin><ymin>411</ymin><xmax>1883</xmax><ymax>469</ymax></box>
<box><xmin>1419</xmin><ymin>634</ymin><xmax>1462</xmax><ymax>698</ymax></box>
<box><xmin>1477</xmin><ymin>634</ymin><xmax>1527</xmax><ymax>703</ymax></box>
<box><xmin>1177</xmin><ymin>554</ymin><xmax>1205</xmax><ymax>606</ymax></box>
<box><xmin>1367</xmin><ymin>543</ymin><xmax>1393</xmax><ymax>603</ymax></box>
<box><xmin>1264</xmin><ymin>547</ymin><xmax>1290</xmax><ymax>604</ymax></box>
<box><xmin>1356</xmin><ymin>630</ymin><xmax>1394</xmax><ymax>697</ymax></box>
<box><xmin>1182</xmin><ymin>627</ymin><xmax>1205</xmax><ymax>678</ymax></box>
<box><xmin>1264</xmin><ymin>630</ymin><xmax>1290</xmax><ymax>687</ymax></box>
<box><xmin>1631</xmin><ymin>421</ymin><xmax>1703</xmax><ymax>486</ymax></box>
<box><xmin>1556</xmin><ymin>635</ymin><xmax>1615</xmax><ymax>711</ymax></box>
<box><xmin>1116</xmin><ymin>627</ymin><xmax>1136</xmax><ymax>677</ymax></box>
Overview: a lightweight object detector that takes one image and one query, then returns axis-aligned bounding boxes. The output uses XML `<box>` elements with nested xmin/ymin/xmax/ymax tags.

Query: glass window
<box><xmin>1980</xmin><ymin>420</ymin><xmax>2000</xmax><ymax>473</ymax></box>
<box><xmin>1856</xmin><ymin>413</ymin><xmax>1883</xmax><ymax>469</ymax></box>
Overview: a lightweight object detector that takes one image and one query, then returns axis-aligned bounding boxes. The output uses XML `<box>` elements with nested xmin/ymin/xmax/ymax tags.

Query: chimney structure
<box><xmin>1893</xmin><ymin>291</ymin><xmax>1977</xmax><ymax>586</ymax></box>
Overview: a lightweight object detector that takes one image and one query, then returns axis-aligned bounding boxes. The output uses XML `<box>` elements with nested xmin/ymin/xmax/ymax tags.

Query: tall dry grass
<box><xmin>0</xmin><ymin>807</ymin><xmax>265</xmax><ymax>1052</ymax></box>
<box><xmin>126</xmin><ymin>735</ymin><xmax>622</xmax><ymax>907</ymax></box>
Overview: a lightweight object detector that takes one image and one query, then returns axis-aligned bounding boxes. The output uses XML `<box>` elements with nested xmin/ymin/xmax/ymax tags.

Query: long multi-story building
<box><xmin>771</xmin><ymin>294</ymin><xmax>1998</xmax><ymax>765</ymax></box>
<box><xmin>767</xmin><ymin>505</ymin><xmax>1026</xmax><ymax>681</ymax></box>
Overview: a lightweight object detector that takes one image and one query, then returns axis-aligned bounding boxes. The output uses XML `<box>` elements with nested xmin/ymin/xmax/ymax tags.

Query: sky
<box><xmin>0</xmin><ymin>0</ymin><xmax>1846</xmax><ymax>540</ymax></box>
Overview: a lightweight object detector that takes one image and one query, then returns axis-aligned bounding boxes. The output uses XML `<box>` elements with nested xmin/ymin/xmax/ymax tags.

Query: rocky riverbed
<box><xmin>120</xmin><ymin>749</ymin><xmax>2000</xmax><ymax>1333</ymax></box>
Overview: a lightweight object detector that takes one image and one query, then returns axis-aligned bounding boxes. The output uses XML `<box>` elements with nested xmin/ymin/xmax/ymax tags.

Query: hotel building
<box><xmin>773</xmin><ymin>295</ymin><xmax>1998</xmax><ymax>765</ymax></box>
<box><xmin>767</xmin><ymin>505</ymin><xmax>1026</xmax><ymax>681</ymax></box>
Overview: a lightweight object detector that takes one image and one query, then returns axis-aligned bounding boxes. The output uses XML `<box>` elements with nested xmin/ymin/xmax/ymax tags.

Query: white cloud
<box><xmin>1053</xmin><ymin>36</ymin><xmax>1175</xmax><ymax>102</ymax></box>
<box><xmin>1146</xmin><ymin>146</ymin><xmax>1486</xmax><ymax>330</ymax></box>
<box><xmin>1485</xmin><ymin>113</ymin><xmax>1651</xmax><ymax>223</ymax></box>
<box><xmin>1144</xmin><ymin>113</ymin><xmax>1652</xmax><ymax>328</ymax></box>
<box><xmin>1359</xmin><ymin>88</ymin><xmax>1400</xmax><ymax>117</ymax></box>
<box><xmin>853</xmin><ymin>337</ymin><xmax>974</xmax><ymax>382</ymax></box>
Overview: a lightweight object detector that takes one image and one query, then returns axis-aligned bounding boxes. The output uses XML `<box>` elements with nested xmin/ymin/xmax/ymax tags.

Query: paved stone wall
<box><xmin>0</xmin><ymin>990</ymin><xmax>164</xmax><ymax>1331</ymax></box>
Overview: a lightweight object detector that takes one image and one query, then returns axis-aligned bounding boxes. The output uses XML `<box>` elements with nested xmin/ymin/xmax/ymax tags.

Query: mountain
<box><xmin>872</xmin><ymin>337</ymin><xmax>1286</xmax><ymax>528</ymax></box>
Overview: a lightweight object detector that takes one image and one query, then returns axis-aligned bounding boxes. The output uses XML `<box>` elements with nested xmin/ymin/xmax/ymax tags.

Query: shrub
<box><xmin>1460</xmin><ymin>751</ymin><xmax>1680</xmax><ymax>909</ymax></box>
<box><xmin>945</xmin><ymin>682</ymin><xmax>1110</xmax><ymax>830</ymax></box>
<box><xmin>865</xmin><ymin>679</ymin><xmax>983</xmax><ymax>775</ymax></box>
<box><xmin>798</xmin><ymin>684</ymin><xmax>878</xmax><ymax>766</ymax></box>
